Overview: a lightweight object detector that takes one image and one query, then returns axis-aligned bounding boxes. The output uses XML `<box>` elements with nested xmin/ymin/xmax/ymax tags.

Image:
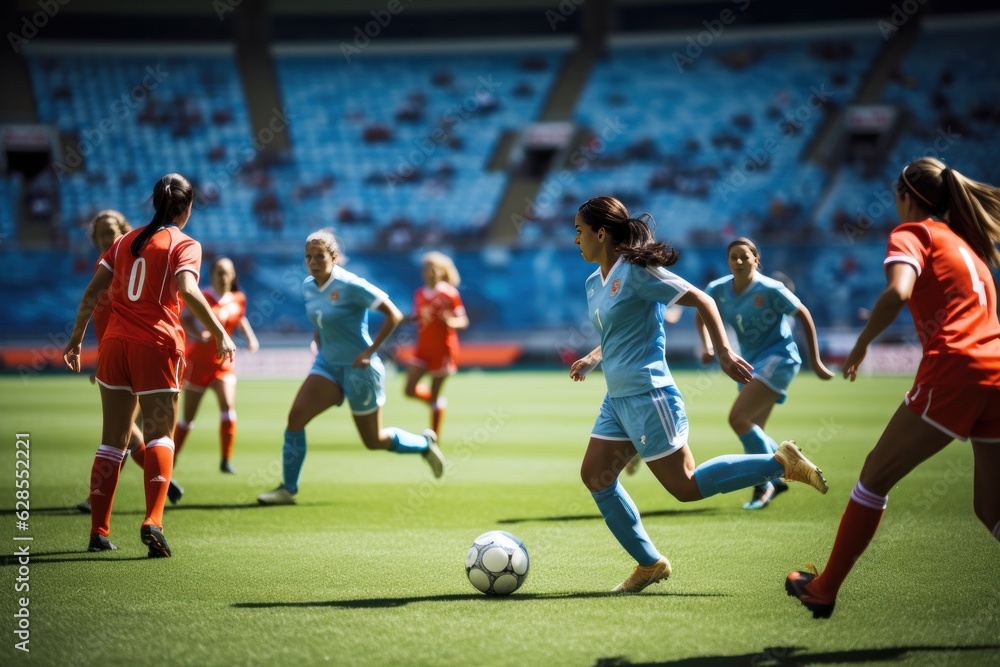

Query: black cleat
<box><xmin>141</xmin><ymin>525</ymin><xmax>172</xmax><ymax>558</ymax></box>
<box><xmin>220</xmin><ymin>459</ymin><xmax>236</xmax><ymax>474</ymax></box>
<box><xmin>77</xmin><ymin>498</ymin><xmax>92</xmax><ymax>513</ymax></box>
<box><xmin>88</xmin><ymin>534</ymin><xmax>117</xmax><ymax>552</ymax></box>
<box><xmin>167</xmin><ymin>479</ymin><xmax>184</xmax><ymax>505</ymax></box>
<box><xmin>786</xmin><ymin>570</ymin><xmax>835</xmax><ymax>619</ymax></box>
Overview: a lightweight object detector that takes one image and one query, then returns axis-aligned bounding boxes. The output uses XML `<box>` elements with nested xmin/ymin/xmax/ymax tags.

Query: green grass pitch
<box><xmin>1</xmin><ymin>371</ymin><xmax>998</xmax><ymax>666</ymax></box>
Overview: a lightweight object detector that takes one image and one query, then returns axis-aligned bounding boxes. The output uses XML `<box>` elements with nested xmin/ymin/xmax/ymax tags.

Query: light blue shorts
<box><xmin>740</xmin><ymin>354</ymin><xmax>800</xmax><ymax>404</ymax></box>
<box><xmin>591</xmin><ymin>385</ymin><xmax>689</xmax><ymax>461</ymax></box>
<box><xmin>309</xmin><ymin>354</ymin><xmax>387</xmax><ymax>415</ymax></box>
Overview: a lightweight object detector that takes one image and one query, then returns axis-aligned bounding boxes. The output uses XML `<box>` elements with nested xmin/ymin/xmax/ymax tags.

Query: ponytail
<box><xmin>131</xmin><ymin>173</ymin><xmax>194</xmax><ymax>257</ymax></box>
<box><xmin>941</xmin><ymin>168</ymin><xmax>1000</xmax><ymax>268</ymax></box>
<box><xmin>577</xmin><ymin>196</ymin><xmax>678</xmax><ymax>268</ymax></box>
<box><xmin>899</xmin><ymin>158</ymin><xmax>1000</xmax><ymax>267</ymax></box>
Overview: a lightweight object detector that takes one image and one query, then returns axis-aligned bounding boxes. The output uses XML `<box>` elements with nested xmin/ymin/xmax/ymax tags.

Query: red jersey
<box><xmin>185</xmin><ymin>288</ymin><xmax>246</xmax><ymax>371</ymax></box>
<box><xmin>92</xmin><ymin>257</ymin><xmax>113</xmax><ymax>342</ymax></box>
<box><xmin>100</xmin><ymin>225</ymin><xmax>202</xmax><ymax>353</ymax></box>
<box><xmin>885</xmin><ymin>219</ymin><xmax>1000</xmax><ymax>387</ymax></box>
<box><xmin>414</xmin><ymin>281</ymin><xmax>465</xmax><ymax>354</ymax></box>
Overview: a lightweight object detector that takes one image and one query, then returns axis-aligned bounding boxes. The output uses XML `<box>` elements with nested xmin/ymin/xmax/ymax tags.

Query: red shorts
<box><xmin>905</xmin><ymin>383</ymin><xmax>1000</xmax><ymax>442</ymax></box>
<box><xmin>184</xmin><ymin>358</ymin><xmax>234</xmax><ymax>391</ymax></box>
<box><xmin>410</xmin><ymin>341</ymin><xmax>457</xmax><ymax>377</ymax></box>
<box><xmin>96</xmin><ymin>338</ymin><xmax>185</xmax><ymax>395</ymax></box>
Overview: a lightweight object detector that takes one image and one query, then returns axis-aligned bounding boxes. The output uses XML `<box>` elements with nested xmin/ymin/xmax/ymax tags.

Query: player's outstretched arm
<box><xmin>677</xmin><ymin>288</ymin><xmax>753</xmax><ymax>384</ymax></box>
<box><xmin>795</xmin><ymin>305</ymin><xmax>834</xmax><ymax>379</ymax></box>
<box><xmin>843</xmin><ymin>263</ymin><xmax>915</xmax><ymax>382</ymax></box>
<box><xmin>177</xmin><ymin>270</ymin><xmax>235</xmax><ymax>363</ymax></box>
<box><xmin>570</xmin><ymin>346</ymin><xmax>602</xmax><ymax>381</ymax></box>
<box><xmin>63</xmin><ymin>266</ymin><xmax>113</xmax><ymax>373</ymax></box>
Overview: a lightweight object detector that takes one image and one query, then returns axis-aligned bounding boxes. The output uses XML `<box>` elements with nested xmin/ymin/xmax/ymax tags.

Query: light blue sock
<box><xmin>591</xmin><ymin>480</ymin><xmax>661</xmax><ymax>567</ymax></box>
<box><xmin>281</xmin><ymin>429</ymin><xmax>306</xmax><ymax>495</ymax></box>
<box><xmin>386</xmin><ymin>427</ymin><xmax>430</xmax><ymax>454</ymax></box>
<box><xmin>693</xmin><ymin>454</ymin><xmax>783</xmax><ymax>498</ymax></box>
<box><xmin>739</xmin><ymin>424</ymin><xmax>779</xmax><ymax>455</ymax></box>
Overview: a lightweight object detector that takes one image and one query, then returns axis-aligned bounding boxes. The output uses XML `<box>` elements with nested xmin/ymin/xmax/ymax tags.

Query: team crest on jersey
<box><xmin>754</xmin><ymin>294</ymin><xmax>765</xmax><ymax>308</ymax></box>
<box><xmin>329</xmin><ymin>290</ymin><xmax>340</xmax><ymax>301</ymax></box>
<box><xmin>610</xmin><ymin>279</ymin><xmax>621</xmax><ymax>297</ymax></box>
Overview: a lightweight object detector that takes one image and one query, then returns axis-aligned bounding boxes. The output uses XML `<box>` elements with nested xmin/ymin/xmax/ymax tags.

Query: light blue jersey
<box><xmin>304</xmin><ymin>265</ymin><xmax>387</xmax><ymax>366</ymax></box>
<box><xmin>706</xmin><ymin>273</ymin><xmax>802</xmax><ymax>364</ymax></box>
<box><xmin>587</xmin><ymin>257</ymin><xmax>692</xmax><ymax>398</ymax></box>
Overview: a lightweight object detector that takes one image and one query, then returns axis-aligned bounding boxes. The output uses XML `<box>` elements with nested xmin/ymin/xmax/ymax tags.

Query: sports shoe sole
<box><xmin>775</xmin><ymin>441</ymin><xmax>828</xmax><ymax>494</ymax></box>
<box><xmin>785</xmin><ymin>570</ymin><xmax>835</xmax><ymax>619</ymax></box>
<box><xmin>141</xmin><ymin>525</ymin><xmax>172</xmax><ymax>558</ymax></box>
<box><xmin>422</xmin><ymin>429</ymin><xmax>445</xmax><ymax>479</ymax></box>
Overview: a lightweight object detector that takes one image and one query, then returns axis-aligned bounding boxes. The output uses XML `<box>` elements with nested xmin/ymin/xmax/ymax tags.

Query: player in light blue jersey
<box><xmin>698</xmin><ymin>238</ymin><xmax>833</xmax><ymax>510</ymax></box>
<box><xmin>257</xmin><ymin>230</ymin><xmax>446</xmax><ymax>505</ymax></box>
<box><xmin>569</xmin><ymin>196</ymin><xmax>829</xmax><ymax>594</ymax></box>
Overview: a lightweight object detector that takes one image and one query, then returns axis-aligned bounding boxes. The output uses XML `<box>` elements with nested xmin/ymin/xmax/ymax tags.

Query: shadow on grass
<box><xmin>234</xmin><ymin>590</ymin><xmax>729</xmax><ymax>609</ymax></box>
<box><xmin>0</xmin><ymin>503</ymin><xmax>282</xmax><ymax>517</ymax></box>
<box><xmin>499</xmin><ymin>508</ymin><xmax>716</xmax><ymax>525</ymax></box>
<box><xmin>593</xmin><ymin>644</ymin><xmax>1000</xmax><ymax>666</ymax></box>
<box><xmin>1</xmin><ymin>551</ymin><xmax>149</xmax><ymax>565</ymax></box>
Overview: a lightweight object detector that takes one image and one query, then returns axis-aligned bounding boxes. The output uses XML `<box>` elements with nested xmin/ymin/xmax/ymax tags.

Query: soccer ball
<box><xmin>465</xmin><ymin>531</ymin><xmax>529</xmax><ymax>595</ymax></box>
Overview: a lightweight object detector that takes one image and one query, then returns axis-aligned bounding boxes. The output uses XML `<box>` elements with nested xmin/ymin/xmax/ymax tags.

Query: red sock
<box><xmin>220</xmin><ymin>411</ymin><xmax>236</xmax><ymax>461</ymax></box>
<box><xmin>809</xmin><ymin>482</ymin><xmax>887</xmax><ymax>599</ymax></box>
<box><xmin>173</xmin><ymin>421</ymin><xmax>191</xmax><ymax>463</ymax></box>
<box><xmin>142</xmin><ymin>437</ymin><xmax>175</xmax><ymax>528</ymax></box>
<box><xmin>129</xmin><ymin>440</ymin><xmax>146</xmax><ymax>468</ymax></box>
<box><xmin>90</xmin><ymin>445</ymin><xmax>126</xmax><ymax>536</ymax></box>
<box><xmin>412</xmin><ymin>385</ymin><xmax>432</xmax><ymax>403</ymax></box>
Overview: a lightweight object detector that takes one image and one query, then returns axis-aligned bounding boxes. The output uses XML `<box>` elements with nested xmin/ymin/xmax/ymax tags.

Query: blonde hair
<box><xmin>899</xmin><ymin>158</ymin><xmax>1000</xmax><ymax>267</ymax></box>
<box><xmin>423</xmin><ymin>251</ymin><xmax>461</xmax><ymax>287</ymax></box>
<box><xmin>88</xmin><ymin>209</ymin><xmax>131</xmax><ymax>247</ymax></box>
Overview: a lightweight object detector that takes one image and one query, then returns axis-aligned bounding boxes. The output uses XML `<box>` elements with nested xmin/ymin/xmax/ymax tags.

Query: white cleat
<box><xmin>422</xmin><ymin>429</ymin><xmax>445</xmax><ymax>479</ymax></box>
<box><xmin>257</xmin><ymin>484</ymin><xmax>297</xmax><ymax>506</ymax></box>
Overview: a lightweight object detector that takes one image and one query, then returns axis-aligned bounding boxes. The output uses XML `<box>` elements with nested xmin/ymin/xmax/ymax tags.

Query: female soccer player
<box><xmin>569</xmin><ymin>196</ymin><xmax>829</xmax><ymax>594</ymax></box>
<box><xmin>173</xmin><ymin>256</ymin><xmax>259</xmax><ymax>474</ymax></box>
<box><xmin>698</xmin><ymin>238</ymin><xmax>833</xmax><ymax>510</ymax></box>
<box><xmin>63</xmin><ymin>174</ymin><xmax>236</xmax><ymax>557</ymax></box>
<box><xmin>402</xmin><ymin>251</ymin><xmax>468</xmax><ymax>437</ymax></box>
<box><xmin>77</xmin><ymin>211</ymin><xmax>184</xmax><ymax>512</ymax></box>
<box><xmin>786</xmin><ymin>158</ymin><xmax>1000</xmax><ymax>618</ymax></box>
<box><xmin>256</xmin><ymin>230</ymin><xmax>446</xmax><ymax>506</ymax></box>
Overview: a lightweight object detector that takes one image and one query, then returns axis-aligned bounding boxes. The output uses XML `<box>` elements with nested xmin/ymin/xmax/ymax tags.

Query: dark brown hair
<box><xmin>577</xmin><ymin>196</ymin><xmax>678</xmax><ymax>267</ymax></box>
<box><xmin>131</xmin><ymin>173</ymin><xmax>194</xmax><ymax>257</ymax></box>
<box><xmin>727</xmin><ymin>236</ymin><xmax>762</xmax><ymax>271</ymax></box>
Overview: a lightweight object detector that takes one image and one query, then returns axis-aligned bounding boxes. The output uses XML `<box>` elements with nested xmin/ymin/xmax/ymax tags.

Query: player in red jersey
<box><xmin>63</xmin><ymin>174</ymin><xmax>236</xmax><ymax>557</ymax></box>
<box><xmin>403</xmin><ymin>252</ymin><xmax>468</xmax><ymax>436</ymax></box>
<box><xmin>173</xmin><ymin>256</ymin><xmax>259</xmax><ymax>473</ymax></box>
<box><xmin>76</xmin><ymin>211</ymin><xmax>143</xmax><ymax>511</ymax></box>
<box><xmin>787</xmin><ymin>158</ymin><xmax>1000</xmax><ymax>618</ymax></box>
